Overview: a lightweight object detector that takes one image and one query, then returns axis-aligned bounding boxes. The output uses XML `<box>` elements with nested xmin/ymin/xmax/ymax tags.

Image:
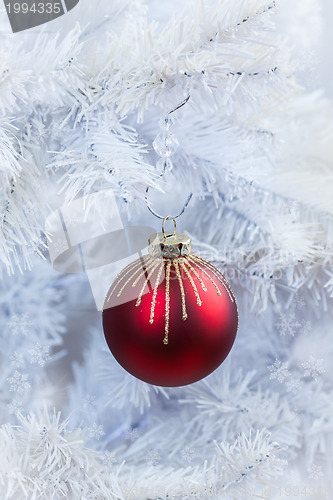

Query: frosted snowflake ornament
<box><xmin>275</xmin><ymin>313</ymin><xmax>301</xmax><ymax>337</ymax></box>
<box><xmin>88</xmin><ymin>423</ymin><xmax>105</xmax><ymax>440</ymax></box>
<box><xmin>301</xmin><ymin>355</ymin><xmax>325</xmax><ymax>379</ymax></box>
<box><xmin>8</xmin><ymin>313</ymin><xmax>33</xmax><ymax>336</ymax></box>
<box><xmin>29</xmin><ymin>343</ymin><xmax>51</xmax><ymax>367</ymax></box>
<box><xmin>7</xmin><ymin>371</ymin><xmax>31</xmax><ymax>395</ymax></box>
<box><xmin>267</xmin><ymin>359</ymin><xmax>290</xmax><ymax>383</ymax></box>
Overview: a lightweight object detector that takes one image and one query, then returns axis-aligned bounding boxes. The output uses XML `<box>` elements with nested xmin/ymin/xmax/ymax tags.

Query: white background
<box><xmin>321</xmin><ymin>0</ymin><xmax>333</xmax><ymax>97</ymax></box>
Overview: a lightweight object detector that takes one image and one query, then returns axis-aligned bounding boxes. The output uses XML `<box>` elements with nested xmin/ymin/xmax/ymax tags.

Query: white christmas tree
<box><xmin>0</xmin><ymin>0</ymin><xmax>332</xmax><ymax>498</ymax></box>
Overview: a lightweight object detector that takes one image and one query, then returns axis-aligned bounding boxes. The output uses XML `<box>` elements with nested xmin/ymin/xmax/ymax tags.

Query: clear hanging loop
<box><xmin>145</xmin><ymin>95</ymin><xmax>193</xmax><ymax>220</ymax></box>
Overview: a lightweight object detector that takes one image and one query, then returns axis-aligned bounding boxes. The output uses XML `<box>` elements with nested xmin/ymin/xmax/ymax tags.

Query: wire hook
<box><xmin>167</xmin><ymin>95</ymin><xmax>190</xmax><ymax>116</ymax></box>
<box><xmin>145</xmin><ymin>95</ymin><xmax>193</xmax><ymax>220</ymax></box>
<box><xmin>146</xmin><ymin>191</ymin><xmax>193</xmax><ymax>220</ymax></box>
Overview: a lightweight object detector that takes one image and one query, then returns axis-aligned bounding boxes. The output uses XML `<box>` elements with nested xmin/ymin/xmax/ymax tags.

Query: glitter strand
<box><xmin>107</xmin><ymin>255</ymin><xmax>152</xmax><ymax>301</ymax></box>
<box><xmin>163</xmin><ymin>260</ymin><xmax>172</xmax><ymax>345</ymax></box>
<box><xmin>149</xmin><ymin>261</ymin><xmax>165</xmax><ymax>324</ymax></box>
<box><xmin>194</xmin><ymin>255</ymin><xmax>236</xmax><ymax>302</ymax></box>
<box><xmin>174</xmin><ymin>260</ymin><xmax>187</xmax><ymax>320</ymax></box>
<box><xmin>132</xmin><ymin>258</ymin><xmax>157</xmax><ymax>287</ymax></box>
<box><xmin>116</xmin><ymin>257</ymin><xmax>154</xmax><ymax>299</ymax></box>
<box><xmin>136</xmin><ymin>259</ymin><xmax>163</xmax><ymax>307</ymax></box>
<box><xmin>179</xmin><ymin>260</ymin><xmax>202</xmax><ymax>306</ymax></box>
<box><xmin>190</xmin><ymin>255</ymin><xmax>234</xmax><ymax>302</ymax></box>
<box><xmin>182</xmin><ymin>259</ymin><xmax>207</xmax><ymax>291</ymax></box>
<box><xmin>188</xmin><ymin>255</ymin><xmax>222</xmax><ymax>297</ymax></box>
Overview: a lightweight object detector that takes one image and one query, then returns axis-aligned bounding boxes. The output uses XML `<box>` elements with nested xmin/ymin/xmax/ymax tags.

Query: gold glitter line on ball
<box><xmin>163</xmin><ymin>260</ymin><xmax>172</xmax><ymax>345</ymax></box>
<box><xmin>107</xmin><ymin>257</ymin><xmax>146</xmax><ymax>300</ymax></box>
<box><xmin>117</xmin><ymin>257</ymin><xmax>154</xmax><ymax>299</ymax></box>
<box><xmin>192</xmin><ymin>255</ymin><xmax>235</xmax><ymax>300</ymax></box>
<box><xmin>190</xmin><ymin>255</ymin><xmax>231</xmax><ymax>299</ymax></box>
<box><xmin>149</xmin><ymin>261</ymin><xmax>165</xmax><ymax>324</ymax></box>
<box><xmin>182</xmin><ymin>259</ymin><xmax>207</xmax><ymax>291</ymax></box>
<box><xmin>179</xmin><ymin>260</ymin><xmax>202</xmax><ymax>306</ymax></box>
<box><xmin>107</xmin><ymin>256</ymin><xmax>153</xmax><ymax>301</ymax></box>
<box><xmin>136</xmin><ymin>260</ymin><xmax>163</xmax><ymax>307</ymax></box>
<box><xmin>190</xmin><ymin>255</ymin><xmax>234</xmax><ymax>302</ymax></box>
<box><xmin>173</xmin><ymin>260</ymin><xmax>187</xmax><ymax>320</ymax></box>
<box><xmin>194</xmin><ymin>255</ymin><xmax>228</xmax><ymax>285</ymax></box>
<box><xmin>187</xmin><ymin>255</ymin><xmax>222</xmax><ymax>297</ymax></box>
<box><xmin>132</xmin><ymin>258</ymin><xmax>159</xmax><ymax>287</ymax></box>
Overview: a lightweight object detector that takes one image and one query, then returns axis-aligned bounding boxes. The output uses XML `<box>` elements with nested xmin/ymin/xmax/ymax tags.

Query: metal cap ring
<box><xmin>162</xmin><ymin>216</ymin><xmax>177</xmax><ymax>240</ymax></box>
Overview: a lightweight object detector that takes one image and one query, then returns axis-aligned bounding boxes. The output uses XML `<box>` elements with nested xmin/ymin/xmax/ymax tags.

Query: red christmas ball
<box><xmin>102</xmin><ymin>232</ymin><xmax>238</xmax><ymax>387</ymax></box>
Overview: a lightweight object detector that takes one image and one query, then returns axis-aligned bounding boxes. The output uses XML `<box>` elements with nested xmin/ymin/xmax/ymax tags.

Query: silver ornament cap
<box><xmin>148</xmin><ymin>232</ymin><xmax>192</xmax><ymax>259</ymax></box>
<box><xmin>148</xmin><ymin>216</ymin><xmax>192</xmax><ymax>259</ymax></box>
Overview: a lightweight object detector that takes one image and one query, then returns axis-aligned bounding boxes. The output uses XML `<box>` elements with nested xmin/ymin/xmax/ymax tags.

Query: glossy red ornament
<box><xmin>102</xmin><ymin>229</ymin><xmax>238</xmax><ymax>387</ymax></box>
